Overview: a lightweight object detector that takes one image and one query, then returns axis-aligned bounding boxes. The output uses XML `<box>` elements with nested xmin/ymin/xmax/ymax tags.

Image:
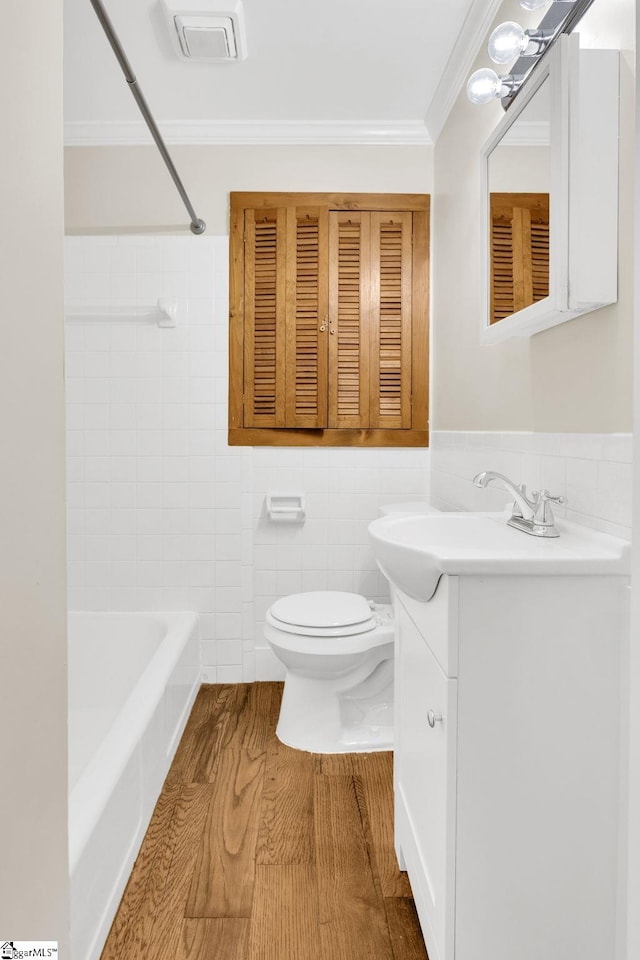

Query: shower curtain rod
<box><xmin>89</xmin><ymin>0</ymin><xmax>206</xmax><ymax>235</ymax></box>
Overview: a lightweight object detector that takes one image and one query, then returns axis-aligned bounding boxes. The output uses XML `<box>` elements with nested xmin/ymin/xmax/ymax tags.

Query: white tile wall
<box><xmin>250</xmin><ymin>446</ymin><xmax>430</xmax><ymax>679</ymax></box>
<box><xmin>65</xmin><ymin>238</ymin><xmax>633</xmax><ymax>683</ymax></box>
<box><xmin>65</xmin><ymin>235</ymin><xmax>431</xmax><ymax>682</ymax></box>
<box><xmin>65</xmin><ymin>235</ymin><xmax>254</xmax><ymax>679</ymax></box>
<box><xmin>430</xmin><ymin>431</ymin><xmax>633</xmax><ymax>540</ymax></box>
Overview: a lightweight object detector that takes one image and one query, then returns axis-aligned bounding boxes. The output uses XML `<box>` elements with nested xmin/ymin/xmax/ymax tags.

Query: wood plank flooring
<box><xmin>101</xmin><ymin>682</ymin><xmax>428</xmax><ymax>960</ymax></box>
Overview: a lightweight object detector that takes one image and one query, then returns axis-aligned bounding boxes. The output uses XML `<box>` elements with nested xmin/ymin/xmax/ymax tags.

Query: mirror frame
<box><xmin>479</xmin><ymin>34</ymin><xmax>619</xmax><ymax>344</ymax></box>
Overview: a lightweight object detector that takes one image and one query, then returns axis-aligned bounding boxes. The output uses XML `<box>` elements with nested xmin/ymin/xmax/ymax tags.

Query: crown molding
<box><xmin>425</xmin><ymin>0</ymin><xmax>504</xmax><ymax>143</ymax></box>
<box><xmin>64</xmin><ymin>119</ymin><xmax>432</xmax><ymax>147</ymax></box>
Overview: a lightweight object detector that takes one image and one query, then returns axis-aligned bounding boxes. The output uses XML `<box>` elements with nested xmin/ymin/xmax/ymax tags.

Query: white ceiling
<box><xmin>63</xmin><ymin>0</ymin><xmax>486</xmax><ymax>145</ymax></box>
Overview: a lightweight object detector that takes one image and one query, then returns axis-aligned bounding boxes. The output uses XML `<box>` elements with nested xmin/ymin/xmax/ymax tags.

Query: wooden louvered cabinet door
<box><xmin>243</xmin><ymin>208</ymin><xmax>286</xmax><ymax>426</ymax></box>
<box><xmin>490</xmin><ymin>193</ymin><xmax>550</xmax><ymax>325</ymax></box>
<box><xmin>328</xmin><ymin>210</ymin><xmax>413</xmax><ymax>430</ymax></box>
<box><xmin>369</xmin><ymin>212</ymin><xmax>412</xmax><ymax>429</ymax></box>
<box><xmin>244</xmin><ymin>205</ymin><xmax>328</xmax><ymax>428</ymax></box>
<box><xmin>328</xmin><ymin>211</ymin><xmax>371</xmax><ymax>428</ymax></box>
<box><xmin>285</xmin><ymin>206</ymin><xmax>328</xmax><ymax>428</ymax></box>
<box><xmin>229</xmin><ymin>192</ymin><xmax>429</xmax><ymax>447</ymax></box>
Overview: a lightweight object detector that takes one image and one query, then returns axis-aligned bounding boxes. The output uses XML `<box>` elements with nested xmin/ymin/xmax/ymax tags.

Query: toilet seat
<box><xmin>268</xmin><ymin>591</ymin><xmax>377</xmax><ymax>638</ymax></box>
<box><xmin>265</xmin><ymin>615</ymin><xmax>393</xmax><ymax>657</ymax></box>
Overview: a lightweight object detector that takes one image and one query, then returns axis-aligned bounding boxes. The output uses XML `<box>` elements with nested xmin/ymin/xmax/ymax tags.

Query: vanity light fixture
<box><xmin>466</xmin><ymin>68</ymin><xmax>517</xmax><ymax>105</ymax></box>
<box><xmin>467</xmin><ymin>0</ymin><xmax>596</xmax><ymax>108</ymax></box>
<box><xmin>487</xmin><ymin>20</ymin><xmax>552</xmax><ymax>64</ymax></box>
<box><xmin>519</xmin><ymin>0</ymin><xmax>557</xmax><ymax>9</ymax></box>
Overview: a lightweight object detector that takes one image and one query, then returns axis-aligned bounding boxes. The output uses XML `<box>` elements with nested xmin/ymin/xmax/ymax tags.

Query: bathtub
<box><xmin>68</xmin><ymin>611</ymin><xmax>200</xmax><ymax>960</ymax></box>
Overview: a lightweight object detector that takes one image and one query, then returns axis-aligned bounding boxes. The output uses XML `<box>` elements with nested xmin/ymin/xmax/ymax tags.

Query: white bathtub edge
<box><xmin>69</xmin><ymin>611</ymin><xmax>198</xmax><ymax>872</ymax></box>
<box><xmin>69</xmin><ymin>610</ymin><xmax>202</xmax><ymax>960</ymax></box>
<box><xmin>85</xmin><ymin>668</ymin><xmax>201</xmax><ymax>960</ymax></box>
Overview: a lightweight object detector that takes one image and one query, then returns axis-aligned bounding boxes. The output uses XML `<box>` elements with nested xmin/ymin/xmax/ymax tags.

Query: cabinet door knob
<box><xmin>427</xmin><ymin>710</ymin><xmax>443</xmax><ymax>728</ymax></box>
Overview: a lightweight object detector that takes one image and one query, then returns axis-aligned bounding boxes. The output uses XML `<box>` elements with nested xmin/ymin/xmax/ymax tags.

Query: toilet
<box><xmin>265</xmin><ymin>591</ymin><xmax>395</xmax><ymax>753</ymax></box>
<box><xmin>265</xmin><ymin>499</ymin><xmax>442</xmax><ymax>754</ymax></box>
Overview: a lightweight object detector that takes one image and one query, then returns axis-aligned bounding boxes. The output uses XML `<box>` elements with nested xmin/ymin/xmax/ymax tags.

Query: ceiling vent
<box><xmin>162</xmin><ymin>0</ymin><xmax>247</xmax><ymax>62</ymax></box>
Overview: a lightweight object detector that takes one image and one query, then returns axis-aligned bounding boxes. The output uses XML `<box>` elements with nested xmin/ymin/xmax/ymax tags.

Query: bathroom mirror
<box><xmin>480</xmin><ymin>34</ymin><xmax>619</xmax><ymax>344</ymax></box>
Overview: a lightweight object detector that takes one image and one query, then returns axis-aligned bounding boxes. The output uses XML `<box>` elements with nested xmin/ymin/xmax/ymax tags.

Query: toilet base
<box><xmin>276</xmin><ymin>658</ymin><xmax>394</xmax><ymax>754</ymax></box>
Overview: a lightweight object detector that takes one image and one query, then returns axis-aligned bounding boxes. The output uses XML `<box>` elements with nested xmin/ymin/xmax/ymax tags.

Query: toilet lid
<box><xmin>270</xmin><ymin>591</ymin><xmax>374</xmax><ymax>630</ymax></box>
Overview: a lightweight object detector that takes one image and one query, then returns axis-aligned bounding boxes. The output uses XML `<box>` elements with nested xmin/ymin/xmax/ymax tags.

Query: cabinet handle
<box><xmin>427</xmin><ymin>710</ymin><xmax>443</xmax><ymax>728</ymax></box>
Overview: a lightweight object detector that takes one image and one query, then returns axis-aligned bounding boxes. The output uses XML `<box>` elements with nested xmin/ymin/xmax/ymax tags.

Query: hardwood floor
<box><xmin>101</xmin><ymin>682</ymin><xmax>428</xmax><ymax>960</ymax></box>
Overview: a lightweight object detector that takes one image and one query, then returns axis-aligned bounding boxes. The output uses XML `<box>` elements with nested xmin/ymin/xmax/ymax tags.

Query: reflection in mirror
<box><xmin>488</xmin><ymin>77</ymin><xmax>550</xmax><ymax>325</ymax></box>
<box><xmin>480</xmin><ymin>37</ymin><xmax>619</xmax><ymax>343</ymax></box>
<box><xmin>490</xmin><ymin>193</ymin><xmax>549</xmax><ymax>322</ymax></box>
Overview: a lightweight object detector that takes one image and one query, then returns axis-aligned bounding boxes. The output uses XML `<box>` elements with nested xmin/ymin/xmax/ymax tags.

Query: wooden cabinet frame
<box><xmin>229</xmin><ymin>192</ymin><xmax>430</xmax><ymax>447</ymax></box>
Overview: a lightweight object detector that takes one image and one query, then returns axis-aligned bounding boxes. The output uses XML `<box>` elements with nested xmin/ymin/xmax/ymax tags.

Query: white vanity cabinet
<box><xmin>393</xmin><ymin>573</ymin><xmax>627</xmax><ymax>960</ymax></box>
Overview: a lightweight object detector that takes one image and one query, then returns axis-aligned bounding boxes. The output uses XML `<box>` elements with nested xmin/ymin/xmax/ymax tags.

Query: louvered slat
<box><xmin>530</xmin><ymin>220</ymin><xmax>550</xmax><ymax>303</ymax></box>
<box><xmin>285</xmin><ymin>207</ymin><xmax>328</xmax><ymax>427</ymax></box>
<box><xmin>369</xmin><ymin>213</ymin><xmax>412</xmax><ymax>428</ymax></box>
<box><xmin>244</xmin><ymin>208</ymin><xmax>286</xmax><ymax>426</ymax></box>
<box><xmin>328</xmin><ymin>212</ymin><xmax>370</xmax><ymax>427</ymax></box>
<box><xmin>491</xmin><ymin>219</ymin><xmax>515</xmax><ymax>321</ymax></box>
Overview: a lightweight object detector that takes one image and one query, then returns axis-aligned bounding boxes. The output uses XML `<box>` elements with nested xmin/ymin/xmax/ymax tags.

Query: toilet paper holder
<box><xmin>266</xmin><ymin>492</ymin><xmax>306</xmax><ymax>523</ymax></box>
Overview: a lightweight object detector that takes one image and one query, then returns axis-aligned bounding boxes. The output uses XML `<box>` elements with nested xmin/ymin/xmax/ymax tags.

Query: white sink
<box><xmin>379</xmin><ymin>501</ymin><xmax>440</xmax><ymax>517</ymax></box>
<box><xmin>368</xmin><ymin>511</ymin><xmax>630</xmax><ymax>601</ymax></box>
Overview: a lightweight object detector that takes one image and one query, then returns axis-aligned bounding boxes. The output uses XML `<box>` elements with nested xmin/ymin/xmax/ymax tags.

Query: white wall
<box><xmin>489</xmin><ymin>145</ymin><xmax>549</xmax><ymax>192</ymax></box>
<box><xmin>64</xmin><ymin>144</ymin><xmax>434</xmax><ymax>235</ymax></box>
<box><xmin>65</xmin><ymin>235</ymin><xmax>429</xmax><ymax>681</ymax></box>
<box><xmin>627</xmin><ymin>6</ymin><xmax>640</xmax><ymax>957</ymax></box>
<box><xmin>0</xmin><ymin>0</ymin><xmax>69</xmax><ymax>947</ymax></box>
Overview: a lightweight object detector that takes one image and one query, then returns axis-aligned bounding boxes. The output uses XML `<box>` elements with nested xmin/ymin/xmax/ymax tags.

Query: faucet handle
<box><xmin>534</xmin><ymin>489</ymin><xmax>565</xmax><ymax>525</ymax></box>
<box><xmin>538</xmin><ymin>488</ymin><xmax>565</xmax><ymax>504</ymax></box>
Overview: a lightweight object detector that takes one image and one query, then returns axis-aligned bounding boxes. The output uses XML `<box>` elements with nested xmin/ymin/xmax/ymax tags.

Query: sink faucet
<box><xmin>473</xmin><ymin>471</ymin><xmax>565</xmax><ymax>538</ymax></box>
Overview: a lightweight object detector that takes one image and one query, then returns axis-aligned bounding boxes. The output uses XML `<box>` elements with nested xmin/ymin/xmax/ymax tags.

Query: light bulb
<box><xmin>519</xmin><ymin>0</ymin><xmax>550</xmax><ymax>10</ymax></box>
<box><xmin>466</xmin><ymin>68</ymin><xmax>504</xmax><ymax>105</ymax></box>
<box><xmin>488</xmin><ymin>21</ymin><xmax>528</xmax><ymax>64</ymax></box>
